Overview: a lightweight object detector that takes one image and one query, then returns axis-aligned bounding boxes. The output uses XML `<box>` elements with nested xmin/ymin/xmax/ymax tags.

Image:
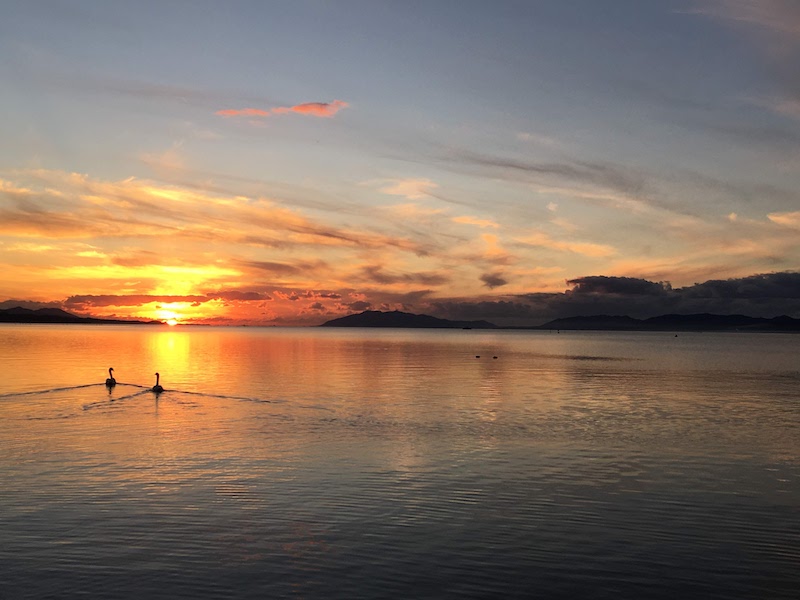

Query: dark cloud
<box><xmin>239</xmin><ymin>260</ymin><xmax>307</xmax><ymax>275</ymax></box>
<box><xmin>567</xmin><ymin>276</ymin><xmax>672</xmax><ymax>296</ymax></box>
<box><xmin>449</xmin><ymin>150</ymin><xmax>648</xmax><ymax>200</ymax></box>
<box><xmin>430</xmin><ymin>300</ymin><xmax>547</xmax><ymax>323</ymax></box>
<box><xmin>308</xmin><ymin>302</ymin><xmax>326</xmax><ymax>311</ymax></box>
<box><xmin>345</xmin><ymin>300</ymin><xmax>372</xmax><ymax>312</ymax></box>
<box><xmin>207</xmin><ymin>290</ymin><xmax>270</xmax><ymax>301</ymax></box>
<box><xmin>683</xmin><ymin>272</ymin><xmax>800</xmax><ymax>299</ymax></box>
<box><xmin>360</xmin><ymin>265</ymin><xmax>449</xmax><ymax>286</ymax></box>
<box><xmin>0</xmin><ymin>299</ymin><xmax>63</xmax><ymax>310</ymax></box>
<box><xmin>430</xmin><ymin>271</ymin><xmax>800</xmax><ymax>326</ymax></box>
<box><xmin>480</xmin><ymin>272</ymin><xmax>508</xmax><ymax>289</ymax></box>
<box><xmin>64</xmin><ymin>294</ymin><xmax>208</xmax><ymax>308</ymax></box>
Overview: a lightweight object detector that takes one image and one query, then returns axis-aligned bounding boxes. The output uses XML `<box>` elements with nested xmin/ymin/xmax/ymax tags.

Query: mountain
<box><xmin>0</xmin><ymin>306</ymin><xmax>160</xmax><ymax>325</ymax></box>
<box><xmin>320</xmin><ymin>310</ymin><xmax>497</xmax><ymax>329</ymax></box>
<box><xmin>538</xmin><ymin>313</ymin><xmax>800</xmax><ymax>332</ymax></box>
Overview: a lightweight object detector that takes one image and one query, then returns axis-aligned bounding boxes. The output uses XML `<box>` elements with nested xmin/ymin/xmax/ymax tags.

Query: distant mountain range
<box><xmin>538</xmin><ymin>313</ymin><xmax>799</xmax><ymax>332</ymax></box>
<box><xmin>2</xmin><ymin>306</ymin><xmax>797</xmax><ymax>331</ymax></box>
<box><xmin>0</xmin><ymin>306</ymin><xmax>160</xmax><ymax>325</ymax></box>
<box><xmin>320</xmin><ymin>310</ymin><xmax>497</xmax><ymax>329</ymax></box>
<box><xmin>321</xmin><ymin>310</ymin><xmax>800</xmax><ymax>332</ymax></box>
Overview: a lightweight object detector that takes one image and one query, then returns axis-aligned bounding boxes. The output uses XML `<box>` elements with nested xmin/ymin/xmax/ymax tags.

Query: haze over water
<box><xmin>1</xmin><ymin>324</ymin><xmax>798</xmax><ymax>599</ymax></box>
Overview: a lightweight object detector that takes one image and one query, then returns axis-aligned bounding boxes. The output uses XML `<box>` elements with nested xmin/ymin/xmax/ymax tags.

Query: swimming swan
<box><xmin>105</xmin><ymin>367</ymin><xmax>116</xmax><ymax>387</ymax></box>
<box><xmin>152</xmin><ymin>372</ymin><xmax>164</xmax><ymax>394</ymax></box>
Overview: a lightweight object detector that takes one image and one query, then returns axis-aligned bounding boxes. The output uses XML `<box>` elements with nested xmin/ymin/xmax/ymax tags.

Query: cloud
<box><xmin>481</xmin><ymin>272</ymin><xmax>508</xmax><ymax>289</ymax></box>
<box><xmin>768</xmin><ymin>210</ymin><xmax>800</xmax><ymax>228</ymax></box>
<box><xmin>374</xmin><ymin>178</ymin><xmax>439</xmax><ymax>199</ymax></box>
<box><xmin>516</xmin><ymin>132</ymin><xmax>560</xmax><ymax>147</ymax></box>
<box><xmin>429</xmin><ymin>271</ymin><xmax>800</xmax><ymax>325</ymax></box>
<box><xmin>216</xmin><ymin>100</ymin><xmax>349</xmax><ymax>119</ymax></box>
<box><xmin>691</xmin><ymin>0</ymin><xmax>800</xmax><ymax>37</ymax></box>
<box><xmin>690</xmin><ymin>1</ymin><xmax>800</xmax><ymax>110</ymax></box>
<box><xmin>344</xmin><ymin>300</ymin><xmax>372</xmax><ymax>312</ymax></box>
<box><xmin>215</xmin><ymin>108</ymin><xmax>270</xmax><ymax>117</ymax></box>
<box><xmin>360</xmin><ymin>265</ymin><xmax>449</xmax><ymax>287</ymax></box>
<box><xmin>64</xmin><ymin>294</ymin><xmax>209</xmax><ymax>308</ymax></box>
<box><xmin>275</xmin><ymin>100</ymin><xmax>349</xmax><ymax>117</ymax></box>
<box><xmin>452</xmin><ymin>151</ymin><xmax>648</xmax><ymax>200</ymax></box>
<box><xmin>238</xmin><ymin>260</ymin><xmax>309</xmax><ymax>276</ymax></box>
<box><xmin>0</xmin><ymin>299</ymin><xmax>63</xmax><ymax>310</ymax></box>
<box><xmin>517</xmin><ymin>231</ymin><xmax>616</xmax><ymax>258</ymax></box>
<box><xmin>566</xmin><ymin>276</ymin><xmax>672</xmax><ymax>296</ymax></box>
<box><xmin>683</xmin><ymin>271</ymin><xmax>800</xmax><ymax>299</ymax></box>
<box><xmin>453</xmin><ymin>215</ymin><xmax>500</xmax><ymax>229</ymax></box>
<box><xmin>207</xmin><ymin>290</ymin><xmax>271</xmax><ymax>301</ymax></box>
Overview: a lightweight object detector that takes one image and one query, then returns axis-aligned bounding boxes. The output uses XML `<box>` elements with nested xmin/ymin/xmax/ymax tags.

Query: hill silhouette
<box><xmin>0</xmin><ymin>306</ymin><xmax>160</xmax><ymax>325</ymax></box>
<box><xmin>538</xmin><ymin>313</ymin><xmax>799</xmax><ymax>332</ymax></box>
<box><xmin>320</xmin><ymin>310</ymin><xmax>497</xmax><ymax>329</ymax></box>
<box><xmin>321</xmin><ymin>310</ymin><xmax>798</xmax><ymax>332</ymax></box>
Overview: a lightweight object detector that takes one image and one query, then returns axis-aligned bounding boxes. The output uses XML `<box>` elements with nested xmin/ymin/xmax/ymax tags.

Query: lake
<box><xmin>0</xmin><ymin>324</ymin><xmax>798</xmax><ymax>599</ymax></box>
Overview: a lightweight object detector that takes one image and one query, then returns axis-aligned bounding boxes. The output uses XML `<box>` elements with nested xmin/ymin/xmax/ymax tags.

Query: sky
<box><xmin>1</xmin><ymin>0</ymin><xmax>799</xmax><ymax>326</ymax></box>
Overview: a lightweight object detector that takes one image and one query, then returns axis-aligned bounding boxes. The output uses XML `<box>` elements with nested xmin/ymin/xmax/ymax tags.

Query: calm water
<box><xmin>0</xmin><ymin>324</ymin><xmax>798</xmax><ymax>599</ymax></box>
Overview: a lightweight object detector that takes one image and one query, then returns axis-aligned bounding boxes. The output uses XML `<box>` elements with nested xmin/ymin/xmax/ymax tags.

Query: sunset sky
<box><xmin>1</xmin><ymin>0</ymin><xmax>799</xmax><ymax>326</ymax></box>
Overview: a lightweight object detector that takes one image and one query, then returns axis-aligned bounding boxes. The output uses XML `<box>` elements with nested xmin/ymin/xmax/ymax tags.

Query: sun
<box><xmin>154</xmin><ymin>307</ymin><xmax>181</xmax><ymax>325</ymax></box>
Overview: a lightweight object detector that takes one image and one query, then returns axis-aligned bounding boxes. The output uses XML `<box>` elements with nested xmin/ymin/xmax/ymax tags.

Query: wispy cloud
<box><xmin>690</xmin><ymin>0</ymin><xmax>800</xmax><ymax>37</ymax></box>
<box><xmin>372</xmin><ymin>178</ymin><xmax>439</xmax><ymax>199</ymax></box>
<box><xmin>359</xmin><ymin>265</ymin><xmax>449</xmax><ymax>287</ymax></box>
<box><xmin>452</xmin><ymin>215</ymin><xmax>500</xmax><ymax>229</ymax></box>
<box><xmin>216</xmin><ymin>100</ymin><xmax>349</xmax><ymax>119</ymax></box>
<box><xmin>516</xmin><ymin>231</ymin><xmax>616</xmax><ymax>258</ymax></box>
<box><xmin>768</xmin><ymin>210</ymin><xmax>800</xmax><ymax>228</ymax></box>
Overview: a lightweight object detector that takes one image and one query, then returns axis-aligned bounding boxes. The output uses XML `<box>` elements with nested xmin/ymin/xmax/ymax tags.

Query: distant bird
<box><xmin>152</xmin><ymin>372</ymin><xmax>164</xmax><ymax>394</ymax></box>
<box><xmin>105</xmin><ymin>367</ymin><xmax>116</xmax><ymax>387</ymax></box>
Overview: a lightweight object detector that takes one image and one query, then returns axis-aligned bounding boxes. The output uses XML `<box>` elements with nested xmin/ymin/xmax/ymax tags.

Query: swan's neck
<box><xmin>156</xmin><ymin>373</ymin><xmax>160</xmax><ymax>386</ymax></box>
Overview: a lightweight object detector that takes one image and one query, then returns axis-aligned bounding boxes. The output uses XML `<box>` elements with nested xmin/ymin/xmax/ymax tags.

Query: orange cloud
<box><xmin>276</xmin><ymin>100</ymin><xmax>349</xmax><ymax>117</ymax></box>
<box><xmin>517</xmin><ymin>231</ymin><xmax>616</xmax><ymax>258</ymax></box>
<box><xmin>453</xmin><ymin>215</ymin><xmax>500</xmax><ymax>229</ymax></box>
<box><xmin>216</xmin><ymin>100</ymin><xmax>349</xmax><ymax>119</ymax></box>
<box><xmin>768</xmin><ymin>210</ymin><xmax>800</xmax><ymax>229</ymax></box>
<box><xmin>216</xmin><ymin>108</ymin><xmax>271</xmax><ymax>117</ymax></box>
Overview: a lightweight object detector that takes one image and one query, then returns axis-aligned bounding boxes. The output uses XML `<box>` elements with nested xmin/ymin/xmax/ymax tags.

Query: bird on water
<box><xmin>105</xmin><ymin>367</ymin><xmax>116</xmax><ymax>387</ymax></box>
<box><xmin>152</xmin><ymin>372</ymin><xmax>164</xmax><ymax>393</ymax></box>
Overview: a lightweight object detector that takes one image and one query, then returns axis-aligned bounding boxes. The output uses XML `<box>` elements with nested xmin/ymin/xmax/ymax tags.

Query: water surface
<box><xmin>1</xmin><ymin>325</ymin><xmax>798</xmax><ymax>598</ymax></box>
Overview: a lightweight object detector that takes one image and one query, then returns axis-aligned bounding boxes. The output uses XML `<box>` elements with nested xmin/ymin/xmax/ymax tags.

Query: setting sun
<box><xmin>166</xmin><ymin>319</ymin><xmax>178</xmax><ymax>326</ymax></box>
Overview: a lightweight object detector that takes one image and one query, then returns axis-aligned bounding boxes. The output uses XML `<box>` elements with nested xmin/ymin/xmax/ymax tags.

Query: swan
<box><xmin>105</xmin><ymin>367</ymin><xmax>116</xmax><ymax>387</ymax></box>
<box><xmin>152</xmin><ymin>372</ymin><xmax>164</xmax><ymax>394</ymax></box>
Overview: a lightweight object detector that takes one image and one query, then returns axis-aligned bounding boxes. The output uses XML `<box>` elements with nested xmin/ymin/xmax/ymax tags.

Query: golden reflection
<box><xmin>150</xmin><ymin>329</ymin><xmax>191</xmax><ymax>378</ymax></box>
